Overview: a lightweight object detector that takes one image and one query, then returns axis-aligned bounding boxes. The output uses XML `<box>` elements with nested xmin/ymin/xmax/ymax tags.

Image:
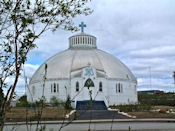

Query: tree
<box><xmin>0</xmin><ymin>0</ymin><xmax>92</xmax><ymax>130</ymax></box>
<box><xmin>16</xmin><ymin>95</ymin><xmax>29</xmax><ymax>107</ymax></box>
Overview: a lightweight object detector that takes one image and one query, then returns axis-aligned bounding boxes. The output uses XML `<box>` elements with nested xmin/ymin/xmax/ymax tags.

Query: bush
<box><xmin>16</xmin><ymin>95</ymin><xmax>29</xmax><ymax>107</ymax></box>
<box><xmin>50</xmin><ymin>96</ymin><xmax>64</xmax><ymax>107</ymax></box>
<box><xmin>138</xmin><ymin>93</ymin><xmax>175</xmax><ymax>106</ymax></box>
<box><xmin>64</xmin><ymin>95</ymin><xmax>72</xmax><ymax>110</ymax></box>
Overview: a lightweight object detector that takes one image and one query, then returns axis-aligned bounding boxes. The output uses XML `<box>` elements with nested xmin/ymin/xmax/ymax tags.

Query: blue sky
<box><xmin>5</xmin><ymin>0</ymin><xmax>175</xmax><ymax>95</ymax></box>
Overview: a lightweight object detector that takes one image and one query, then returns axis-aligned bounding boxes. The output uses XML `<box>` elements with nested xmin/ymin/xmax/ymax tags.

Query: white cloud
<box><xmin>24</xmin><ymin>64</ymin><xmax>39</xmax><ymax>78</ymax></box>
<box><xmin>3</xmin><ymin>64</ymin><xmax>39</xmax><ymax>95</ymax></box>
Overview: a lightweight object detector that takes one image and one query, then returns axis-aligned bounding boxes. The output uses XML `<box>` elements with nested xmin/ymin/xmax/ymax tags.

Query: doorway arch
<box><xmin>84</xmin><ymin>78</ymin><xmax>94</xmax><ymax>87</ymax></box>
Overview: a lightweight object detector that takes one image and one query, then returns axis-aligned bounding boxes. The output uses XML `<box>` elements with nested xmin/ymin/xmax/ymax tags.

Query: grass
<box><xmin>128</xmin><ymin>111</ymin><xmax>175</xmax><ymax>118</ymax></box>
<box><xmin>6</xmin><ymin>107</ymin><xmax>70</xmax><ymax>122</ymax></box>
<box><xmin>110</xmin><ymin>104</ymin><xmax>152</xmax><ymax>112</ymax></box>
<box><xmin>110</xmin><ymin>105</ymin><xmax>175</xmax><ymax>118</ymax></box>
<box><xmin>152</xmin><ymin>106</ymin><xmax>175</xmax><ymax>111</ymax></box>
<box><xmin>6</xmin><ymin>105</ymin><xmax>175</xmax><ymax>121</ymax></box>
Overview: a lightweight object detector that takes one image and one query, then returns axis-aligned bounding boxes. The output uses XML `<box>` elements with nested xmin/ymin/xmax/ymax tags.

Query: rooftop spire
<box><xmin>79</xmin><ymin>22</ymin><xmax>86</xmax><ymax>33</ymax></box>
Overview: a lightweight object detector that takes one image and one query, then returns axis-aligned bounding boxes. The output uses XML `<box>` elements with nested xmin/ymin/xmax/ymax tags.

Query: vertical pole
<box><xmin>173</xmin><ymin>71</ymin><xmax>175</xmax><ymax>87</ymax></box>
<box><xmin>149</xmin><ymin>67</ymin><xmax>152</xmax><ymax>90</ymax></box>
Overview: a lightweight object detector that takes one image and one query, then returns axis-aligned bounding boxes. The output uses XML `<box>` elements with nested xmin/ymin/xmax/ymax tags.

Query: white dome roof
<box><xmin>30</xmin><ymin>48</ymin><xmax>136</xmax><ymax>84</ymax></box>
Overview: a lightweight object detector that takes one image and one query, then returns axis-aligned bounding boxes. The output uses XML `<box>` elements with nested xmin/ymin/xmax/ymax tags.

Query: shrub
<box><xmin>138</xmin><ymin>93</ymin><xmax>175</xmax><ymax>106</ymax></box>
<box><xmin>64</xmin><ymin>95</ymin><xmax>72</xmax><ymax>110</ymax></box>
<box><xmin>50</xmin><ymin>96</ymin><xmax>64</xmax><ymax>107</ymax></box>
<box><xmin>16</xmin><ymin>95</ymin><xmax>29</xmax><ymax>107</ymax></box>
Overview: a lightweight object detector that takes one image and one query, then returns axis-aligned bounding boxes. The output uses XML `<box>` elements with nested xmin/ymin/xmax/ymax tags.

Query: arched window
<box><xmin>76</xmin><ymin>81</ymin><xmax>79</xmax><ymax>92</ymax></box>
<box><xmin>118</xmin><ymin>83</ymin><xmax>121</xmax><ymax>93</ymax></box>
<box><xmin>51</xmin><ymin>84</ymin><xmax>52</xmax><ymax>92</ymax></box>
<box><xmin>54</xmin><ymin>83</ymin><xmax>56</xmax><ymax>93</ymax></box>
<box><xmin>99</xmin><ymin>82</ymin><xmax>102</xmax><ymax>92</ymax></box>
<box><xmin>84</xmin><ymin>78</ymin><xmax>94</xmax><ymax>87</ymax></box>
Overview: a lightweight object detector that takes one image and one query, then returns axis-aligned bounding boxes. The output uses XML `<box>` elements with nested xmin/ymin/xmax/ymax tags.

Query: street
<box><xmin>4</xmin><ymin>120</ymin><xmax>175</xmax><ymax>131</ymax></box>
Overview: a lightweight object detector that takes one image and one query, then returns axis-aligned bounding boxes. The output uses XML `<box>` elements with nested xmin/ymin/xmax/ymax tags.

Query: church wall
<box><xmin>44</xmin><ymin>80</ymin><xmax>69</xmax><ymax>102</ymax></box>
<box><xmin>27</xmin><ymin>79</ymin><xmax>137</xmax><ymax>107</ymax></box>
<box><xmin>27</xmin><ymin>80</ymin><xmax>70</xmax><ymax>103</ymax></box>
<box><xmin>107</xmin><ymin>80</ymin><xmax>137</xmax><ymax>106</ymax></box>
<box><xmin>27</xmin><ymin>82</ymin><xmax>44</xmax><ymax>102</ymax></box>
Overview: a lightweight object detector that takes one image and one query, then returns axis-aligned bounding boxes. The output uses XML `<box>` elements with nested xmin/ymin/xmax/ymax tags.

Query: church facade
<box><xmin>27</xmin><ymin>22</ymin><xmax>138</xmax><ymax>108</ymax></box>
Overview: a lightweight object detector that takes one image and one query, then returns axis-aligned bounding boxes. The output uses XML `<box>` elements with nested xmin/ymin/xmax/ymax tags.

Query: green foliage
<box><xmin>110</xmin><ymin>104</ymin><xmax>152</xmax><ymax>112</ymax></box>
<box><xmin>35</xmin><ymin>97</ymin><xmax>46</xmax><ymax>108</ymax></box>
<box><xmin>138</xmin><ymin>93</ymin><xmax>175</xmax><ymax>106</ymax></box>
<box><xmin>16</xmin><ymin>95</ymin><xmax>29</xmax><ymax>107</ymax></box>
<box><xmin>74</xmin><ymin>111</ymin><xmax>78</xmax><ymax>120</ymax></box>
<box><xmin>50</xmin><ymin>96</ymin><xmax>64</xmax><ymax>107</ymax></box>
<box><xmin>0</xmin><ymin>0</ymin><xmax>92</xmax><ymax>75</ymax></box>
<box><xmin>64</xmin><ymin>95</ymin><xmax>72</xmax><ymax>110</ymax></box>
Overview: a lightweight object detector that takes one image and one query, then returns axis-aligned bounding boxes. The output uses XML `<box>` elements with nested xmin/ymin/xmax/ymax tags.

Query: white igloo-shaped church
<box><xmin>27</xmin><ymin>22</ymin><xmax>138</xmax><ymax>109</ymax></box>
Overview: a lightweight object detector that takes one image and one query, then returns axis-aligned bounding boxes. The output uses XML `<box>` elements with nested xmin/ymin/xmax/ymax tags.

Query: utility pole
<box><xmin>173</xmin><ymin>71</ymin><xmax>175</xmax><ymax>87</ymax></box>
<box><xmin>149</xmin><ymin>67</ymin><xmax>152</xmax><ymax>90</ymax></box>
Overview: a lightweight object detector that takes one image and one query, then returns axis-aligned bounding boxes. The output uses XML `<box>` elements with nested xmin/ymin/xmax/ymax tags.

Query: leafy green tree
<box><xmin>16</xmin><ymin>95</ymin><xmax>29</xmax><ymax>107</ymax></box>
<box><xmin>0</xmin><ymin>0</ymin><xmax>92</xmax><ymax>129</ymax></box>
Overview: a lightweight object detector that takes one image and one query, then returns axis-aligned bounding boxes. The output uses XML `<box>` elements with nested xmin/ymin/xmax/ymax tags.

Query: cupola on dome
<box><xmin>69</xmin><ymin>22</ymin><xmax>97</xmax><ymax>49</ymax></box>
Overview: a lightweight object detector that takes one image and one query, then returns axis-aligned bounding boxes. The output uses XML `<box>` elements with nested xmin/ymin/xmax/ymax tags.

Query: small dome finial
<box><xmin>79</xmin><ymin>22</ymin><xmax>86</xmax><ymax>33</ymax></box>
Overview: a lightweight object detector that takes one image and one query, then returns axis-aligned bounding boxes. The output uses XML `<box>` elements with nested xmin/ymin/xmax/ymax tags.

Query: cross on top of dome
<box><xmin>79</xmin><ymin>22</ymin><xmax>86</xmax><ymax>33</ymax></box>
<box><xmin>69</xmin><ymin>22</ymin><xmax>97</xmax><ymax>49</ymax></box>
